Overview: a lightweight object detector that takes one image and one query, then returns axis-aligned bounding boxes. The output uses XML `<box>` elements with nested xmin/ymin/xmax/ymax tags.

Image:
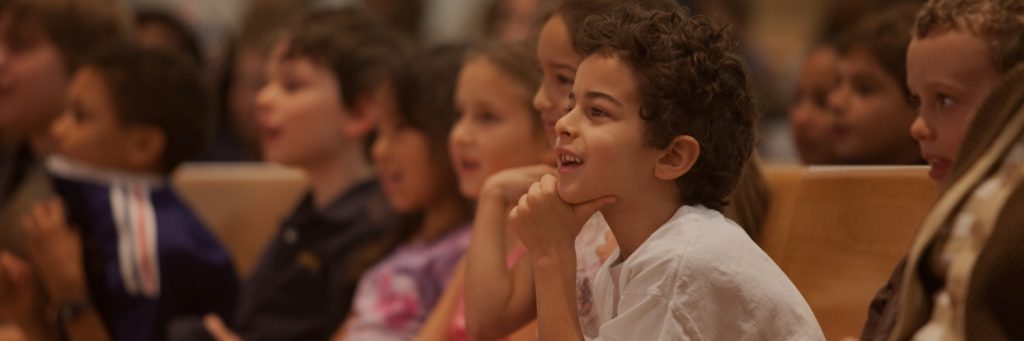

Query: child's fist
<box><xmin>508</xmin><ymin>175</ymin><xmax>615</xmax><ymax>256</ymax></box>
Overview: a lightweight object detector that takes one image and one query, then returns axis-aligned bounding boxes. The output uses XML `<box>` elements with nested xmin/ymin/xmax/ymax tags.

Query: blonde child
<box><xmin>430</xmin><ymin>41</ymin><xmax>553</xmax><ymax>341</ymax></box>
<box><xmin>858</xmin><ymin>0</ymin><xmax>1024</xmax><ymax>339</ymax></box>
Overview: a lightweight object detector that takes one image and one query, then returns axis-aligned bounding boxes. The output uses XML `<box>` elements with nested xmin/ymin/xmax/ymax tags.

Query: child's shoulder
<box><xmin>622</xmin><ymin>205</ymin><xmax>774</xmax><ymax>285</ymax></box>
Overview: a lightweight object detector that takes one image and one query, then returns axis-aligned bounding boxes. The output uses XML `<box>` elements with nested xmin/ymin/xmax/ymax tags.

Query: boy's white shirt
<box><xmin>588</xmin><ymin>205</ymin><xmax>825</xmax><ymax>341</ymax></box>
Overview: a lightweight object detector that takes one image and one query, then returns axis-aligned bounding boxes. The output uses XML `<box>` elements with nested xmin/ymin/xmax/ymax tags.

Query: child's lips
<box><xmin>259</xmin><ymin>126</ymin><xmax>281</xmax><ymax>145</ymax></box>
<box><xmin>380</xmin><ymin>173</ymin><xmax>402</xmax><ymax>194</ymax></box>
<box><xmin>923</xmin><ymin>154</ymin><xmax>952</xmax><ymax>181</ymax></box>
<box><xmin>456</xmin><ymin>158</ymin><xmax>481</xmax><ymax>175</ymax></box>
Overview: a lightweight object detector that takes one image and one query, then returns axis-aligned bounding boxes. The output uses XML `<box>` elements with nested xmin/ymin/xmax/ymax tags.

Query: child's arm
<box><xmin>414</xmin><ymin>259</ymin><xmax>465</xmax><ymax>341</ymax></box>
<box><xmin>464</xmin><ymin>165</ymin><xmax>552</xmax><ymax>339</ymax></box>
<box><xmin>509</xmin><ymin>175</ymin><xmax>615</xmax><ymax>341</ymax></box>
<box><xmin>22</xmin><ymin>199</ymin><xmax>111</xmax><ymax>341</ymax></box>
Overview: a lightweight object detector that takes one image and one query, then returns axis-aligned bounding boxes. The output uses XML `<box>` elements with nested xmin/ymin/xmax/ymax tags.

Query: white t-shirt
<box><xmin>590</xmin><ymin>205</ymin><xmax>824</xmax><ymax>340</ymax></box>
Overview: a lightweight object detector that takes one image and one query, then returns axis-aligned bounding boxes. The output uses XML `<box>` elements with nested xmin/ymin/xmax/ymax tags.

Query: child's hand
<box><xmin>0</xmin><ymin>252</ymin><xmax>41</xmax><ymax>324</ymax></box>
<box><xmin>22</xmin><ymin>198</ymin><xmax>88</xmax><ymax>302</ymax></box>
<box><xmin>204</xmin><ymin>314</ymin><xmax>241</xmax><ymax>341</ymax></box>
<box><xmin>508</xmin><ymin>175</ymin><xmax>616</xmax><ymax>257</ymax></box>
<box><xmin>481</xmin><ymin>165</ymin><xmax>556</xmax><ymax>208</ymax></box>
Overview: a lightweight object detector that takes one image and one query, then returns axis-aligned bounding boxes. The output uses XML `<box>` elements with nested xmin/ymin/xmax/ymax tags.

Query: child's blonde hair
<box><xmin>912</xmin><ymin>0</ymin><xmax>1024</xmax><ymax>73</ymax></box>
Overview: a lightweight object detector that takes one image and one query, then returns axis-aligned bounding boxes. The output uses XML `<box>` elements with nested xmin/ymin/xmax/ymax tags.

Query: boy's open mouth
<box><xmin>457</xmin><ymin>158</ymin><xmax>481</xmax><ymax>174</ymax></box>
<box><xmin>556</xmin><ymin>148</ymin><xmax>584</xmax><ymax>173</ymax></box>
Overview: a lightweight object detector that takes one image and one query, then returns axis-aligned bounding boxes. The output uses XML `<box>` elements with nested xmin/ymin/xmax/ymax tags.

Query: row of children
<box><xmin>1</xmin><ymin>0</ymin><xmax>1022</xmax><ymax>340</ymax></box>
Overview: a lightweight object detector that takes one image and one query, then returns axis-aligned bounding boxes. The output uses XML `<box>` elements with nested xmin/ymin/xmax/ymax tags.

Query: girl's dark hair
<box><xmin>466</xmin><ymin>41</ymin><xmax>543</xmax><ymax>132</ymax></box>
<box><xmin>575</xmin><ymin>3</ymin><xmax>756</xmax><ymax>211</ymax></box>
<box><xmin>83</xmin><ymin>43</ymin><xmax>214</xmax><ymax>173</ymax></box>
<box><xmin>280</xmin><ymin>8</ymin><xmax>411</xmax><ymax>111</ymax></box>
<box><xmin>348</xmin><ymin>45</ymin><xmax>474</xmax><ymax>280</ymax></box>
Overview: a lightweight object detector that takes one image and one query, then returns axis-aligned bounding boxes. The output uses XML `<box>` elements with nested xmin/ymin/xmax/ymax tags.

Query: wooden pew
<box><xmin>760</xmin><ymin>165</ymin><xmax>938</xmax><ymax>340</ymax></box>
<box><xmin>172</xmin><ymin>163</ymin><xmax>307</xmax><ymax>277</ymax></box>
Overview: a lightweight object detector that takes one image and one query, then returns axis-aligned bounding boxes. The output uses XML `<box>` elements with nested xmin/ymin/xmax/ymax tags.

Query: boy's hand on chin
<box><xmin>508</xmin><ymin>175</ymin><xmax>616</xmax><ymax>257</ymax></box>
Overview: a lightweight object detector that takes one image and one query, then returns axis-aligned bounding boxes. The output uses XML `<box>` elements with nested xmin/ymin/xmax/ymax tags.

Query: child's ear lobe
<box><xmin>654</xmin><ymin>135</ymin><xmax>699</xmax><ymax>181</ymax></box>
<box><xmin>128</xmin><ymin>127</ymin><xmax>166</xmax><ymax>171</ymax></box>
<box><xmin>343</xmin><ymin>88</ymin><xmax>387</xmax><ymax>139</ymax></box>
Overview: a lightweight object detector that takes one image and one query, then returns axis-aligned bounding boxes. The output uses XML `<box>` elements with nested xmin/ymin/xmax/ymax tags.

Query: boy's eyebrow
<box><xmin>551</xmin><ymin>63</ymin><xmax>577</xmax><ymax>73</ymax></box>
<box><xmin>584</xmin><ymin>91</ymin><xmax>624</xmax><ymax>108</ymax></box>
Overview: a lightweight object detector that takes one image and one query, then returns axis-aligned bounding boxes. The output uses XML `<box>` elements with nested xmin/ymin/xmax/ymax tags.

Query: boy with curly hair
<box><xmin>508</xmin><ymin>3</ymin><xmax>824</xmax><ymax>340</ymax></box>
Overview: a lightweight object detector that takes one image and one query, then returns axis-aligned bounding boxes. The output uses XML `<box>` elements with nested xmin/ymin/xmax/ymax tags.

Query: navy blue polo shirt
<box><xmin>234</xmin><ymin>179</ymin><xmax>397</xmax><ymax>340</ymax></box>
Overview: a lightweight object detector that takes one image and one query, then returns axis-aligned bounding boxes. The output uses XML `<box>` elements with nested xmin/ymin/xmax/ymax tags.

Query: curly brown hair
<box><xmin>912</xmin><ymin>0</ymin><xmax>1024</xmax><ymax>73</ymax></box>
<box><xmin>575</xmin><ymin>4</ymin><xmax>757</xmax><ymax>211</ymax></box>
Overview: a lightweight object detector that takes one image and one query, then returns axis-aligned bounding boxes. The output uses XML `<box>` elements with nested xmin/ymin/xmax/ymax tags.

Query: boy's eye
<box><xmin>908</xmin><ymin>94</ymin><xmax>921</xmax><ymax>109</ymax></box>
<box><xmin>587</xmin><ymin>107</ymin><xmax>608</xmax><ymax>118</ymax></box>
<box><xmin>281</xmin><ymin>80</ymin><xmax>303</xmax><ymax>92</ymax></box>
<box><xmin>556</xmin><ymin>74</ymin><xmax>573</xmax><ymax>86</ymax></box>
<box><xmin>938</xmin><ymin>94</ymin><xmax>955</xmax><ymax>108</ymax></box>
<box><xmin>477</xmin><ymin>111</ymin><xmax>500</xmax><ymax>123</ymax></box>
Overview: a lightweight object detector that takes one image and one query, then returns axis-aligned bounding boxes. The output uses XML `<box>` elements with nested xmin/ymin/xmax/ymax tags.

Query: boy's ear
<box><xmin>654</xmin><ymin>135</ymin><xmax>699</xmax><ymax>181</ymax></box>
<box><xmin>127</xmin><ymin>126</ymin><xmax>166</xmax><ymax>172</ymax></box>
<box><xmin>343</xmin><ymin>85</ymin><xmax>390</xmax><ymax>139</ymax></box>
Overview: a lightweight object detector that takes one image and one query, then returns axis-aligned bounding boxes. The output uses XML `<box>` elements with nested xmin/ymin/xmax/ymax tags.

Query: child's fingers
<box><xmin>539</xmin><ymin>174</ymin><xmax>557</xmax><ymax>192</ymax></box>
<box><xmin>46</xmin><ymin>198</ymin><xmax>65</xmax><ymax>221</ymax></box>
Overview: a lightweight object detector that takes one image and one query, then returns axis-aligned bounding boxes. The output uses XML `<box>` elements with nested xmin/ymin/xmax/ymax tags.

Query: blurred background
<box><xmin>127</xmin><ymin>0</ymin><xmax>872</xmax><ymax>165</ymax></box>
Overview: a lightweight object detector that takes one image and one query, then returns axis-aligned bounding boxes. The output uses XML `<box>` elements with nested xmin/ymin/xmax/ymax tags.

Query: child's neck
<box><xmin>305</xmin><ymin>145</ymin><xmax>373</xmax><ymax>210</ymax></box>
<box><xmin>413</xmin><ymin>191</ymin><xmax>466</xmax><ymax>242</ymax></box>
<box><xmin>601</xmin><ymin>185</ymin><xmax>683</xmax><ymax>260</ymax></box>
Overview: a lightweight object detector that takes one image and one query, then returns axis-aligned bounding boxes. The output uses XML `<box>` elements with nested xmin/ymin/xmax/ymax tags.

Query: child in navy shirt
<box><xmin>8</xmin><ymin>44</ymin><xmax>237</xmax><ymax>340</ymax></box>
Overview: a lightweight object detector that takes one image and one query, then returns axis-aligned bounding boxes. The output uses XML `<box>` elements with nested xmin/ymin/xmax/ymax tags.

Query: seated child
<box><xmin>827</xmin><ymin>5</ymin><xmax>923</xmax><ymax>165</ymax></box>
<box><xmin>790</xmin><ymin>45</ymin><xmax>840</xmax><ymax>164</ymax></box>
<box><xmin>200</xmin><ymin>8</ymin><xmax>409</xmax><ymax>341</ymax></box>
<box><xmin>13</xmin><ymin>43</ymin><xmax>237</xmax><ymax>340</ymax></box>
<box><xmin>509</xmin><ymin>4</ymin><xmax>824</xmax><ymax>339</ymax></box>
<box><xmin>416</xmin><ymin>41</ymin><xmax>554</xmax><ymax>340</ymax></box>
<box><xmin>0</xmin><ymin>0</ymin><xmax>131</xmax><ymax>266</ymax></box>
<box><xmin>859</xmin><ymin>0</ymin><xmax>1024</xmax><ymax>339</ymax></box>
<box><xmin>339</xmin><ymin>45</ymin><xmax>475</xmax><ymax>340</ymax></box>
<box><xmin>458</xmin><ymin>1</ymin><xmax>770</xmax><ymax>339</ymax></box>
<box><xmin>893</xmin><ymin>63</ymin><xmax>1024</xmax><ymax>340</ymax></box>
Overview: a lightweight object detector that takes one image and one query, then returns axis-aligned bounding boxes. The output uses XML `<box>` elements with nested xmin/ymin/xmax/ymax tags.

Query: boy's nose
<box><xmin>532</xmin><ymin>86</ymin><xmax>552</xmax><ymax>113</ymax></box>
<box><xmin>554</xmin><ymin>107</ymin><xmax>579</xmax><ymax>139</ymax></box>
<box><xmin>909</xmin><ymin>115</ymin><xmax>932</xmax><ymax>142</ymax></box>
<box><xmin>826</xmin><ymin>83</ymin><xmax>848</xmax><ymax>117</ymax></box>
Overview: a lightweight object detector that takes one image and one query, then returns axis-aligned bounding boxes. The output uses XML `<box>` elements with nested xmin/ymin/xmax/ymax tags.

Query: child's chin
<box><xmin>556</xmin><ymin>183</ymin><xmax>591</xmax><ymax>205</ymax></box>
